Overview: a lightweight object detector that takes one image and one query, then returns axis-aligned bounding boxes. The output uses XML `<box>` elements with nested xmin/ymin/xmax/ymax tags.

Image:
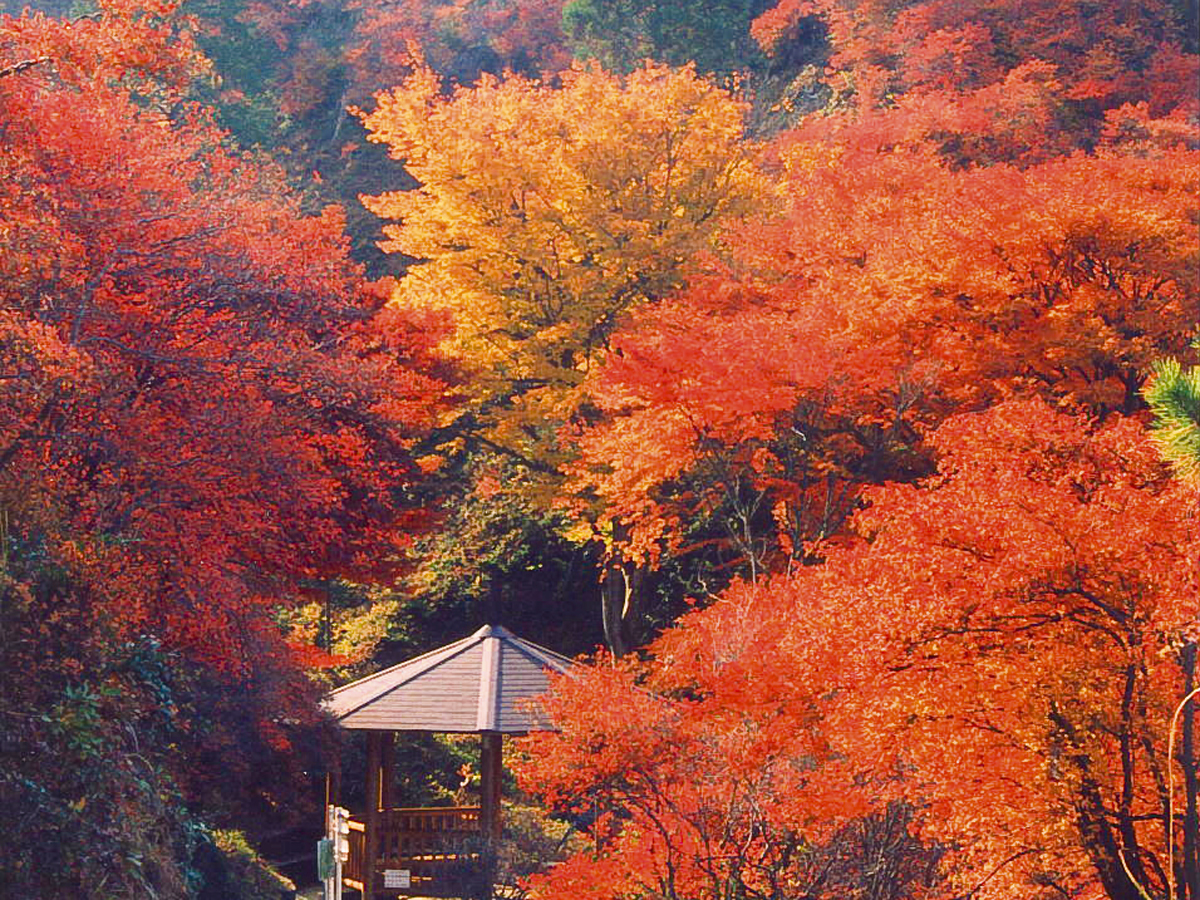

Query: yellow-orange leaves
<box><xmin>360</xmin><ymin>61</ymin><xmax>767</xmax><ymax>471</ymax></box>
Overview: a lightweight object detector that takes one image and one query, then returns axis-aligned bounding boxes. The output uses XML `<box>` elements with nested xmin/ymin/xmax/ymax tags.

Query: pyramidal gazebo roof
<box><xmin>324</xmin><ymin>624</ymin><xmax>573</xmax><ymax>733</ymax></box>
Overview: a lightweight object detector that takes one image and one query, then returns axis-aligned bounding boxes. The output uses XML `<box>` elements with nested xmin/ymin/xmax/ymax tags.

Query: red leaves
<box><xmin>0</xmin><ymin>6</ymin><xmax>445</xmax><ymax>684</ymax></box>
<box><xmin>0</xmin><ymin>0</ymin><xmax>203</xmax><ymax>95</ymax></box>
<box><xmin>520</xmin><ymin>644</ymin><xmax>870</xmax><ymax>899</ymax></box>
<box><xmin>535</xmin><ymin>403</ymin><xmax>1200</xmax><ymax>897</ymax></box>
<box><xmin>572</xmin><ymin>139</ymin><xmax>1199</xmax><ymax>568</ymax></box>
<box><xmin>526</xmin><ymin>6</ymin><xmax>1200</xmax><ymax>896</ymax></box>
<box><xmin>821</xmin><ymin>404</ymin><xmax>1199</xmax><ymax>896</ymax></box>
<box><xmin>754</xmin><ymin>0</ymin><xmax>1197</xmax><ymax>119</ymax></box>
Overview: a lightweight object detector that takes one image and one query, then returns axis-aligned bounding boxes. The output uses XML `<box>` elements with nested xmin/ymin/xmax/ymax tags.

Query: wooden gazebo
<box><xmin>323</xmin><ymin>624</ymin><xmax>573</xmax><ymax>898</ymax></box>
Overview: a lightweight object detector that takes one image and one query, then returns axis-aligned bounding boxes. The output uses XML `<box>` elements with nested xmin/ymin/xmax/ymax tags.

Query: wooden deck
<box><xmin>343</xmin><ymin>806</ymin><xmax>488</xmax><ymax>898</ymax></box>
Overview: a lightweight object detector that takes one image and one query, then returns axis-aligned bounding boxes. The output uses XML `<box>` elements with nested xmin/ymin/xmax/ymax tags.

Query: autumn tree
<box><xmin>1143</xmin><ymin>343</ymin><xmax>1200</xmax><ymax>900</ymax></box>
<box><xmin>0</xmin><ymin>1</ymin><xmax>445</xmax><ymax>891</ymax></box>
<box><xmin>525</xmin><ymin>401</ymin><xmax>1200</xmax><ymax>900</ymax></box>
<box><xmin>517</xmin><ymin>3</ymin><xmax>1200</xmax><ymax>896</ymax></box>
<box><xmin>518</xmin><ymin>648</ymin><xmax>941</xmax><ymax>900</ymax></box>
<box><xmin>361</xmin><ymin>61</ymin><xmax>765</xmax><ymax>471</ymax></box>
<box><xmin>752</xmin><ymin>0</ymin><xmax>1198</xmax><ymax>139</ymax></box>
<box><xmin>359</xmin><ymin>61</ymin><xmax>766</xmax><ymax>651</ymax></box>
<box><xmin>572</xmin><ymin>133</ymin><xmax>1199</xmax><ymax>573</ymax></box>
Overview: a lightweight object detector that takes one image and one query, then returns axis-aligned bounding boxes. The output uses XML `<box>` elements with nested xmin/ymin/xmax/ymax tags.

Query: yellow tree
<box><xmin>360</xmin><ymin>61</ymin><xmax>766</xmax><ymax>475</ymax></box>
<box><xmin>360</xmin><ymin>61</ymin><xmax>766</xmax><ymax>651</ymax></box>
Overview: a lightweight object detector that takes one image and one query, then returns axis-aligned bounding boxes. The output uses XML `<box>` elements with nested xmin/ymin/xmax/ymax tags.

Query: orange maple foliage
<box><xmin>752</xmin><ymin>0</ymin><xmax>1198</xmax><ymax>133</ymax></box>
<box><xmin>0</xmin><ymin>0</ymin><xmax>204</xmax><ymax>93</ymax></box>
<box><xmin>509</xmin><ymin>5</ymin><xmax>1200</xmax><ymax>898</ymax></box>
<box><xmin>573</xmin><ymin>139</ymin><xmax>1199</xmax><ymax>566</ymax></box>
<box><xmin>525</xmin><ymin>401</ymin><xmax>1200</xmax><ymax>899</ymax></box>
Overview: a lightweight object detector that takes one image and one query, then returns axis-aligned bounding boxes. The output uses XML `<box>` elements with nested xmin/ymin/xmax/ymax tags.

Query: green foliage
<box><xmin>494</xmin><ymin>802</ymin><xmax>585</xmax><ymax>895</ymax></box>
<box><xmin>406</xmin><ymin>455</ymin><xmax>604</xmax><ymax>655</ymax></box>
<box><xmin>0</xmin><ymin>635</ymin><xmax>203</xmax><ymax>899</ymax></box>
<box><xmin>180</xmin><ymin>0</ymin><xmax>288</xmax><ymax>148</ymax></box>
<box><xmin>562</xmin><ymin>0</ymin><xmax>767</xmax><ymax>74</ymax></box>
<box><xmin>0</xmin><ymin>525</ymin><xmax>332</xmax><ymax>897</ymax></box>
<box><xmin>1145</xmin><ymin>344</ymin><xmax>1200</xmax><ymax>482</ymax></box>
<box><xmin>180</xmin><ymin>0</ymin><xmax>414</xmax><ymax>275</ymax></box>
<box><xmin>1</xmin><ymin>537</ymin><xmax>197</xmax><ymax>900</ymax></box>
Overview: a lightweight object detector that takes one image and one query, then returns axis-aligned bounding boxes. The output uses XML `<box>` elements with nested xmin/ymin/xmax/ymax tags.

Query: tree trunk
<box><xmin>599</xmin><ymin>522</ymin><xmax>644</xmax><ymax>657</ymax></box>
<box><xmin>1182</xmin><ymin>642</ymin><xmax>1198</xmax><ymax>900</ymax></box>
<box><xmin>1053</xmin><ymin>701</ymin><xmax>1148</xmax><ymax>900</ymax></box>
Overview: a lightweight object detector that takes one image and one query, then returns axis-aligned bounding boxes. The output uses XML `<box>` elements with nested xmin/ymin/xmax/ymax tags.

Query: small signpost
<box><xmin>321</xmin><ymin>805</ymin><xmax>351</xmax><ymax>900</ymax></box>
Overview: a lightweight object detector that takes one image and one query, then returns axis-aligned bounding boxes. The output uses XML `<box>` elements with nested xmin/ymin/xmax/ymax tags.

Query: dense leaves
<box><xmin>503</xmin><ymin>3</ymin><xmax>1200</xmax><ymax>899</ymax></box>
<box><xmin>361</xmin><ymin>60</ymin><xmax>766</xmax><ymax>479</ymax></box>
<box><xmin>4</xmin><ymin>0</ymin><xmax>1199</xmax><ymax>897</ymax></box>
<box><xmin>562</xmin><ymin>0</ymin><xmax>766</xmax><ymax>75</ymax></box>
<box><xmin>1146</xmin><ymin>348</ymin><xmax>1200</xmax><ymax>483</ymax></box>
<box><xmin>524</xmin><ymin>403</ymin><xmax>1200</xmax><ymax>899</ymax></box>
<box><xmin>572</xmin><ymin>141</ymin><xmax>1199</xmax><ymax>568</ymax></box>
<box><xmin>0</xmin><ymin>1</ymin><xmax>443</xmax><ymax>892</ymax></box>
<box><xmin>752</xmin><ymin>0</ymin><xmax>1198</xmax><ymax>130</ymax></box>
<box><xmin>0</xmin><ymin>28</ymin><xmax>441</xmax><ymax>670</ymax></box>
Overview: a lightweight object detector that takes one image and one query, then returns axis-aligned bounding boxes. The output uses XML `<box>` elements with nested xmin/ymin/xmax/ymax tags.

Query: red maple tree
<box><xmin>527</xmin><ymin>401</ymin><xmax>1200</xmax><ymax>899</ymax></box>
<box><xmin>0</xmin><ymin>0</ymin><xmax>445</xmax><ymax>721</ymax></box>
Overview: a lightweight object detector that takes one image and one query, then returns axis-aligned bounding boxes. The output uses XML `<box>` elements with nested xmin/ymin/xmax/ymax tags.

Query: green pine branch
<box><xmin>1145</xmin><ymin>347</ymin><xmax>1200</xmax><ymax>483</ymax></box>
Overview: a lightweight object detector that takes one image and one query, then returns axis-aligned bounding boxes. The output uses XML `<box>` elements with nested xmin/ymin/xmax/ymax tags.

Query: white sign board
<box><xmin>383</xmin><ymin>869</ymin><xmax>411</xmax><ymax>889</ymax></box>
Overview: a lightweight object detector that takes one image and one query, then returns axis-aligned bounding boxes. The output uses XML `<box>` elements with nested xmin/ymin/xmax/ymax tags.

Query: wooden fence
<box><xmin>344</xmin><ymin>806</ymin><xmax>486</xmax><ymax>897</ymax></box>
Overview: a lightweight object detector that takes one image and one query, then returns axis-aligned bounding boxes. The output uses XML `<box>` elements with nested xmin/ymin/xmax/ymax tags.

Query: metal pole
<box><xmin>323</xmin><ymin>805</ymin><xmax>336</xmax><ymax>900</ymax></box>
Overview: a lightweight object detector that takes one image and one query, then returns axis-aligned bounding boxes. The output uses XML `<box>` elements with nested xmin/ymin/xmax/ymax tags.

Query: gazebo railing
<box><xmin>344</xmin><ymin>819</ymin><xmax>368</xmax><ymax>887</ymax></box>
<box><xmin>345</xmin><ymin>805</ymin><xmax>485</xmax><ymax>896</ymax></box>
<box><xmin>378</xmin><ymin>805</ymin><xmax>482</xmax><ymax>861</ymax></box>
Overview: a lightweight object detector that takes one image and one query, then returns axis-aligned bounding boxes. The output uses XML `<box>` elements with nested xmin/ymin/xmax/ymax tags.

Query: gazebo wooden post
<box><xmin>364</xmin><ymin>731</ymin><xmax>382</xmax><ymax>900</ymax></box>
<box><xmin>479</xmin><ymin>732</ymin><xmax>503</xmax><ymax>842</ymax></box>
<box><xmin>380</xmin><ymin>731</ymin><xmax>395</xmax><ymax>810</ymax></box>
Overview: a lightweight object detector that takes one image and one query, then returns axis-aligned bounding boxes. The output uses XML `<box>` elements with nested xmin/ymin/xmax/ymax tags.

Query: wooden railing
<box><xmin>345</xmin><ymin>806</ymin><xmax>485</xmax><ymax>897</ymax></box>
<box><xmin>344</xmin><ymin>819</ymin><xmax>368</xmax><ymax>888</ymax></box>
<box><xmin>377</xmin><ymin>806</ymin><xmax>482</xmax><ymax>864</ymax></box>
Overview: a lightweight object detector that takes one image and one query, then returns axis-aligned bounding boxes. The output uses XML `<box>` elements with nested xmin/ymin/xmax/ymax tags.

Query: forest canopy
<box><xmin>0</xmin><ymin>0</ymin><xmax>1197</xmax><ymax>898</ymax></box>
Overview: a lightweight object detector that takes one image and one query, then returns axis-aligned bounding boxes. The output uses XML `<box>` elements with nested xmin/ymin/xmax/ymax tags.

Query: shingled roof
<box><xmin>324</xmin><ymin>624</ymin><xmax>573</xmax><ymax>733</ymax></box>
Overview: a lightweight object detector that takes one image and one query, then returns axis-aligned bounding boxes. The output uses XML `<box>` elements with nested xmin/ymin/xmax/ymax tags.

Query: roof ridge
<box><xmin>476</xmin><ymin>635</ymin><xmax>501</xmax><ymax>731</ymax></box>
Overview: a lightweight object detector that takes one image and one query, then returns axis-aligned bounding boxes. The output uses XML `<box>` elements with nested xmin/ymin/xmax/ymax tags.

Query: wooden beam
<box><xmin>364</xmin><ymin>731</ymin><xmax>381</xmax><ymax>900</ymax></box>
<box><xmin>479</xmin><ymin>732</ymin><xmax>503</xmax><ymax>842</ymax></box>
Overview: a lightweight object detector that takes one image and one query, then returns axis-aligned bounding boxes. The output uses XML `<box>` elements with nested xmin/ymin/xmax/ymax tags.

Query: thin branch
<box><xmin>0</xmin><ymin>56</ymin><xmax>50</xmax><ymax>79</ymax></box>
